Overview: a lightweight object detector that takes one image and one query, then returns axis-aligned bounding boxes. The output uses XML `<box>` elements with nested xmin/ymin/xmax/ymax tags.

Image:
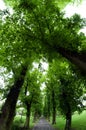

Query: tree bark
<box><xmin>46</xmin><ymin>90</ymin><xmax>51</xmax><ymax>121</ymax></box>
<box><xmin>52</xmin><ymin>90</ymin><xmax>56</xmax><ymax>124</ymax></box>
<box><xmin>0</xmin><ymin>66</ymin><xmax>27</xmax><ymax>130</ymax></box>
<box><xmin>33</xmin><ymin>111</ymin><xmax>39</xmax><ymax>123</ymax></box>
<box><xmin>65</xmin><ymin>112</ymin><xmax>72</xmax><ymax>130</ymax></box>
<box><xmin>24</xmin><ymin>103</ymin><xmax>31</xmax><ymax>129</ymax></box>
<box><xmin>47</xmin><ymin>102</ymin><xmax>51</xmax><ymax>122</ymax></box>
<box><xmin>52</xmin><ymin>106</ymin><xmax>56</xmax><ymax>124</ymax></box>
<box><xmin>64</xmin><ymin>104</ymin><xmax>72</xmax><ymax>130</ymax></box>
<box><xmin>57</xmin><ymin>47</ymin><xmax>86</xmax><ymax>74</ymax></box>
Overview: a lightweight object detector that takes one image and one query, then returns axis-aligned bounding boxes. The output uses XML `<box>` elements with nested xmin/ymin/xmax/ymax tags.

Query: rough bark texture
<box><xmin>0</xmin><ymin>66</ymin><xmax>27</xmax><ymax>130</ymax></box>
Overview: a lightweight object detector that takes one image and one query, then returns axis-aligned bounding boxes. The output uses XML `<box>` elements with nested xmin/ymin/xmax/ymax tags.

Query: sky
<box><xmin>0</xmin><ymin>0</ymin><xmax>6</xmax><ymax>10</ymax></box>
<box><xmin>64</xmin><ymin>0</ymin><xmax>86</xmax><ymax>18</ymax></box>
<box><xmin>64</xmin><ymin>0</ymin><xmax>86</xmax><ymax>34</ymax></box>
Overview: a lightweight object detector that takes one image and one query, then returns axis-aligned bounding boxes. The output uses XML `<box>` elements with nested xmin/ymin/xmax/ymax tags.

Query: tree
<box><xmin>58</xmin><ymin>76</ymin><xmax>85</xmax><ymax>130</ymax></box>
<box><xmin>19</xmin><ymin>67</ymin><xmax>43</xmax><ymax>129</ymax></box>
<box><xmin>12</xmin><ymin>0</ymin><xmax>86</xmax><ymax>74</ymax></box>
<box><xmin>4</xmin><ymin>0</ymin><xmax>82</xmax><ymax>9</ymax></box>
<box><xmin>43</xmin><ymin>88</ymin><xmax>51</xmax><ymax>121</ymax></box>
<box><xmin>0</xmin><ymin>9</ymin><xmax>39</xmax><ymax>130</ymax></box>
<box><xmin>0</xmin><ymin>0</ymin><xmax>86</xmax><ymax>130</ymax></box>
<box><xmin>0</xmin><ymin>65</ymin><xmax>28</xmax><ymax>130</ymax></box>
<box><xmin>44</xmin><ymin>58</ymin><xmax>62</xmax><ymax>124</ymax></box>
<box><xmin>47</xmin><ymin>58</ymin><xmax>85</xmax><ymax>130</ymax></box>
<box><xmin>45</xmin><ymin>80</ymin><xmax>58</xmax><ymax>124</ymax></box>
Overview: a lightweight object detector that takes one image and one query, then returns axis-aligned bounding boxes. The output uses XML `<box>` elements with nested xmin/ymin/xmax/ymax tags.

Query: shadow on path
<box><xmin>32</xmin><ymin>117</ymin><xmax>55</xmax><ymax>130</ymax></box>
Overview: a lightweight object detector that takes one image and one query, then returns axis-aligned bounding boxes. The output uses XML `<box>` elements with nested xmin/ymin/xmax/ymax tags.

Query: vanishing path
<box><xmin>32</xmin><ymin>117</ymin><xmax>55</xmax><ymax>130</ymax></box>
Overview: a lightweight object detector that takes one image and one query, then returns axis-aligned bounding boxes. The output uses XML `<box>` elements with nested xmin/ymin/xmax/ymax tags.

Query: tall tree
<box><xmin>58</xmin><ymin>76</ymin><xmax>85</xmax><ymax>130</ymax></box>
<box><xmin>10</xmin><ymin>0</ymin><xmax>86</xmax><ymax>73</ymax></box>
<box><xmin>20</xmin><ymin>68</ymin><xmax>42</xmax><ymax>129</ymax></box>
<box><xmin>0</xmin><ymin>9</ymin><xmax>39</xmax><ymax>130</ymax></box>
<box><xmin>0</xmin><ymin>65</ymin><xmax>28</xmax><ymax>130</ymax></box>
<box><xmin>0</xmin><ymin>0</ymin><xmax>86</xmax><ymax>129</ymax></box>
<box><xmin>47</xmin><ymin>58</ymin><xmax>85</xmax><ymax>130</ymax></box>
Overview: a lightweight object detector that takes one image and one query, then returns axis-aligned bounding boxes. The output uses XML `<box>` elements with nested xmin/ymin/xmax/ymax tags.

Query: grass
<box><xmin>72</xmin><ymin>111</ymin><xmax>86</xmax><ymax>130</ymax></box>
<box><xmin>12</xmin><ymin>115</ymin><xmax>35</xmax><ymax>130</ymax></box>
<box><xmin>12</xmin><ymin>111</ymin><xmax>86</xmax><ymax>130</ymax></box>
<box><xmin>54</xmin><ymin>111</ymin><xmax>86</xmax><ymax>130</ymax></box>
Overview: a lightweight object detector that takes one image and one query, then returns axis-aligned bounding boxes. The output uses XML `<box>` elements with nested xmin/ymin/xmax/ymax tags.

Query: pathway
<box><xmin>32</xmin><ymin>117</ymin><xmax>55</xmax><ymax>130</ymax></box>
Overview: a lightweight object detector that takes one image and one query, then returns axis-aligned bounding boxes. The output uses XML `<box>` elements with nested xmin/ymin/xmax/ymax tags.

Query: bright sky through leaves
<box><xmin>0</xmin><ymin>0</ymin><xmax>86</xmax><ymax>34</ymax></box>
<box><xmin>0</xmin><ymin>0</ymin><xmax>6</xmax><ymax>10</ymax></box>
<box><xmin>0</xmin><ymin>0</ymin><xmax>86</xmax><ymax>85</ymax></box>
<box><xmin>64</xmin><ymin>0</ymin><xmax>86</xmax><ymax>35</ymax></box>
<box><xmin>64</xmin><ymin>0</ymin><xmax>86</xmax><ymax>18</ymax></box>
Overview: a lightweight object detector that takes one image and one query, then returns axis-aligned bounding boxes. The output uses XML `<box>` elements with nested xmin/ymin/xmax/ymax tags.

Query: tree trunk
<box><xmin>57</xmin><ymin>47</ymin><xmax>86</xmax><ymax>74</ymax></box>
<box><xmin>52</xmin><ymin>106</ymin><xmax>56</xmax><ymax>124</ymax></box>
<box><xmin>47</xmin><ymin>107</ymin><xmax>50</xmax><ymax>122</ymax></box>
<box><xmin>52</xmin><ymin>90</ymin><xmax>56</xmax><ymax>124</ymax></box>
<box><xmin>0</xmin><ymin>66</ymin><xmax>27</xmax><ymax>130</ymax></box>
<box><xmin>47</xmin><ymin>93</ymin><xmax>51</xmax><ymax>122</ymax></box>
<box><xmin>24</xmin><ymin>103</ymin><xmax>31</xmax><ymax>129</ymax></box>
<box><xmin>33</xmin><ymin>111</ymin><xmax>38</xmax><ymax>123</ymax></box>
<box><xmin>64</xmin><ymin>108</ymin><xmax>72</xmax><ymax>130</ymax></box>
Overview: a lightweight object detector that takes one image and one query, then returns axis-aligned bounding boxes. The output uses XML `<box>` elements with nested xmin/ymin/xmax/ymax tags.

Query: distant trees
<box><xmin>21</xmin><ymin>68</ymin><xmax>42</xmax><ymax>129</ymax></box>
<box><xmin>44</xmin><ymin>58</ymin><xmax>85</xmax><ymax>130</ymax></box>
<box><xmin>58</xmin><ymin>77</ymin><xmax>84</xmax><ymax>130</ymax></box>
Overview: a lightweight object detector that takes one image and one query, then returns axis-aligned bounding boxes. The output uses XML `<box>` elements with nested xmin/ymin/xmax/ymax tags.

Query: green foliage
<box><xmin>0</xmin><ymin>0</ymin><xmax>86</xmax><ymax>129</ymax></box>
<box><xmin>18</xmin><ymin>65</ymin><xmax>43</xmax><ymax>124</ymax></box>
<box><xmin>4</xmin><ymin>0</ymin><xmax>82</xmax><ymax>9</ymax></box>
<box><xmin>45</xmin><ymin>57</ymin><xmax>86</xmax><ymax>120</ymax></box>
<box><xmin>0</xmin><ymin>0</ymin><xmax>85</xmax><ymax>75</ymax></box>
<box><xmin>2</xmin><ymin>0</ymin><xmax>85</xmax><ymax>55</ymax></box>
<box><xmin>11</xmin><ymin>115</ymin><xmax>34</xmax><ymax>130</ymax></box>
<box><xmin>58</xmin><ymin>77</ymin><xmax>84</xmax><ymax>115</ymax></box>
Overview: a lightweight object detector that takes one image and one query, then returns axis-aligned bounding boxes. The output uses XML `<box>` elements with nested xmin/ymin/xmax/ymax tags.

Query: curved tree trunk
<box><xmin>0</xmin><ymin>66</ymin><xmax>27</xmax><ymax>130</ymax></box>
<box><xmin>57</xmin><ymin>47</ymin><xmax>86</xmax><ymax>74</ymax></box>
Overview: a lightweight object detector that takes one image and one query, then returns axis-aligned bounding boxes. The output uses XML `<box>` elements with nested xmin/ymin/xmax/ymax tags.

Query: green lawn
<box><xmin>12</xmin><ymin>115</ymin><xmax>34</xmax><ymax>130</ymax></box>
<box><xmin>12</xmin><ymin>111</ymin><xmax>86</xmax><ymax>130</ymax></box>
<box><xmin>54</xmin><ymin>111</ymin><xmax>86</xmax><ymax>130</ymax></box>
